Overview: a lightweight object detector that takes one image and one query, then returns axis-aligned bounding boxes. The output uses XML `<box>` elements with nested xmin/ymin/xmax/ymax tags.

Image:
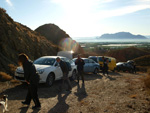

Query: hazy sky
<box><xmin>0</xmin><ymin>0</ymin><xmax>150</xmax><ymax>37</ymax></box>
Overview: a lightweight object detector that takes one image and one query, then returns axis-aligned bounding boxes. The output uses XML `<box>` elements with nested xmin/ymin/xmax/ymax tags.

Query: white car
<box><xmin>15</xmin><ymin>56</ymin><xmax>77</xmax><ymax>86</ymax></box>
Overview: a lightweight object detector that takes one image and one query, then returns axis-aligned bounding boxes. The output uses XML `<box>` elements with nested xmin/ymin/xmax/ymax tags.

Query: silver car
<box><xmin>73</xmin><ymin>58</ymin><xmax>100</xmax><ymax>74</ymax></box>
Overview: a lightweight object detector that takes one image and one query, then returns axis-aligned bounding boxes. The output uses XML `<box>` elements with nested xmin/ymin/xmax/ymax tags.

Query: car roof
<box><xmin>39</xmin><ymin>56</ymin><xmax>66</xmax><ymax>59</ymax></box>
<box><xmin>89</xmin><ymin>56</ymin><xmax>116</xmax><ymax>59</ymax></box>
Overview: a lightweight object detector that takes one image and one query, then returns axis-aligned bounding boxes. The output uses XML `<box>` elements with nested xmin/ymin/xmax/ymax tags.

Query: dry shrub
<box><xmin>8</xmin><ymin>64</ymin><xmax>17</xmax><ymax>72</ymax></box>
<box><xmin>129</xmin><ymin>94</ymin><xmax>137</xmax><ymax>98</ymax></box>
<box><xmin>79</xmin><ymin>100</ymin><xmax>89</xmax><ymax>106</ymax></box>
<box><xmin>0</xmin><ymin>72</ymin><xmax>12</xmax><ymax>81</ymax></box>
<box><xmin>0</xmin><ymin>7</ymin><xmax>6</xmax><ymax>13</ymax></box>
<box><xmin>10</xmin><ymin>79</ymin><xmax>20</xmax><ymax>83</ymax></box>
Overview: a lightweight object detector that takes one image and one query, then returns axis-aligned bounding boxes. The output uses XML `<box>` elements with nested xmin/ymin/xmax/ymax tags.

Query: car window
<box><xmin>34</xmin><ymin>58</ymin><xmax>56</xmax><ymax>65</ymax></box>
<box><xmin>72</xmin><ymin>58</ymin><xmax>77</xmax><ymax>62</ymax></box>
<box><xmin>98</xmin><ymin>57</ymin><xmax>103</xmax><ymax>61</ymax></box>
<box><xmin>89</xmin><ymin>59</ymin><xmax>95</xmax><ymax>63</ymax></box>
<box><xmin>84</xmin><ymin>59</ymin><xmax>89</xmax><ymax>63</ymax></box>
<box><xmin>89</xmin><ymin>57</ymin><xmax>97</xmax><ymax>63</ymax></box>
<box><xmin>70</xmin><ymin>60</ymin><xmax>74</xmax><ymax>65</ymax></box>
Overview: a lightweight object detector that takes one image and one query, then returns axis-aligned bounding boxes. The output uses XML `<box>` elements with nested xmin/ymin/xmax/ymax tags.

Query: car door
<box><xmin>84</xmin><ymin>59</ymin><xmax>89</xmax><ymax>72</ymax></box>
<box><xmin>53</xmin><ymin>61</ymin><xmax>63</xmax><ymax>80</ymax></box>
<box><xmin>88</xmin><ymin>59</ymin><xmax>95</xmax><ymax>72</ymax></box>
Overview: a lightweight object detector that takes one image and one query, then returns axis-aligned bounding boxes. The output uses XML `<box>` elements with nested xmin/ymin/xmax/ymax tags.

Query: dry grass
<box><xmin>144</xmin><ymin>71</ymin><xmax>150</xmax><ymax>89</ymax></box>
<box><xmin>10</xmin><ymin>79</ymin><xmax>20</xmax><ymax>83</ymax></box>
<box><xmin>8</xmin><ymin>64</ymin><xmax>17</xmax><ymax>72</ymax></box>
<box><xmin>143</xmin><ymin>70</ymin><xmax>150</xmax><ymax>96</ymax></box>
<box><xmin>0</xmin><ymin>71</ymin><xmax>12</xmax><ymax>81</ymax></box>
<box><xmin>129</xmin><ymin>94</ymin><xmax>137</xmax><ymax>99</ymax></box>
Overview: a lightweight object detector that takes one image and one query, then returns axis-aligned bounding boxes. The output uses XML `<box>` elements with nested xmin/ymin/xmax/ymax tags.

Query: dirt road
<box><xmin>0</xmin><ymin>72</ymin><xmax>150</xmax><ymax>113</ymax></box>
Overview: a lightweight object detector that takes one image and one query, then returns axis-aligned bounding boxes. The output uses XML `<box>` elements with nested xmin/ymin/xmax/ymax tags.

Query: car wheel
<box><xmin>93</xmin><ymin>68</ymin><xmax>98</xmax><ymax>74</ymax></box>
<box><xmin>46</xmin><ymin>73</ymin><xmax>55</xmax><ymax>87</ymax></box>
<box><xmin>70</xmin><ymin>70</ymin><xmax>77</xmax><ymax>81</ymax></box>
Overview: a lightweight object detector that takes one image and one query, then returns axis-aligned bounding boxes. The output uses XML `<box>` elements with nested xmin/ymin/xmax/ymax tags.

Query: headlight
<box><xmin>37</xmin><ymin>69</ymin><xmax>44</xmax><ymax>74</ymax></box>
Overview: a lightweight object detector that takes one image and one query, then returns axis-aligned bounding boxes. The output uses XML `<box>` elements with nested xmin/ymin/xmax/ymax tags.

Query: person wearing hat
<box><xmin>18</xmin><ymin>53</ymin><xmax>41</xmax><ymax>109</ymax></box>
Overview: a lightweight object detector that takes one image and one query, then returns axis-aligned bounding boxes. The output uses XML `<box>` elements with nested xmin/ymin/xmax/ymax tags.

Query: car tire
<box><xmin>70</xmin><ymin>70</ymin><xmax>77</xmax><ymax>81</ymax></box>
<box><xmin>46</xmin><ymin>73</ymin><xmax>55</xmax><ymax>87</ymax></box>
<box><xmin>93</xmin><ymin>68</ymin><xmax>98</xmax><ymax>74</ymax></box>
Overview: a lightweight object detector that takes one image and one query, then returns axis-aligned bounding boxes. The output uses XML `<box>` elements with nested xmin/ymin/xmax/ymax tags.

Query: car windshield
<box><xmin>89</xmin><ymin>57</ymin><xmax>97</xmax><ymax>63</ymax></box>
<box><xmin>34</xmin><ymin>58</ymin><xmax>56</xmax><ymax>65</ymax></box>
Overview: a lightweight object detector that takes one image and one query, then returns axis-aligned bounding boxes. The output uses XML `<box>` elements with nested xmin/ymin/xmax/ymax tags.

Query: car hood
<box><xmin>34</xmin><ymin>64</ymin><xmax>52</xmax><ymax>70</ymax></box>
<box><xmin>16</xmin><ymin>65</ymin><xmax>52</xmax><ymax>73</ymax></box>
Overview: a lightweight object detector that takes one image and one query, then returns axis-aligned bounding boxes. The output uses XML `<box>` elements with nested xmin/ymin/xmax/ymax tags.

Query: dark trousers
<box><xmin>60</xmin><ymin>73</ymin><xmax>72</xmax><ymax>91</ymax></box>
<box><xmin>103</xmin><ymin>66</ymin><xmax>108</xmax><ymax>75</ymax></box>
<box><xmin>25</xmin><ymin>84</ymin><xmax>41</xmax><ymax>106</ymax></box>
<box><xmin>77</xmin><ymin>70</ymin><xmax>84</xmax><ymax>83</ymax></box>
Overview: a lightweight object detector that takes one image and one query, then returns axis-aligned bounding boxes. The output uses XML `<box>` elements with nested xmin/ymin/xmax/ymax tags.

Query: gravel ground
<box><xmin>0</xmin><ymin>72</ymin><xmax>150</xmax><ymax>113</ymax></box>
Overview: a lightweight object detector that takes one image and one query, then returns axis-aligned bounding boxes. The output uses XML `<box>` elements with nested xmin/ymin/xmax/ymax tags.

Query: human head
<box><xmin>77</xmin><ymin>54</ymin><xmax>81</xmax><ymax>59</ymax></box>
<box><xmin>102</xmin><ymin>56</ymin><xmax>105</xmax><ymax>60</ymax></box>
<box><xmin>56</xmin><ymin>57</ymin><xmax>61</xmax><ymax>63</ymax></box>
<box><xmin>18</xmin><ymin>53</ymin><xmax>29</xmax><ymax>66</ymax></box>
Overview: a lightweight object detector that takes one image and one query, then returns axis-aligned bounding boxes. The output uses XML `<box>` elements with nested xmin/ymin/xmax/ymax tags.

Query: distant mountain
<box><xmin>145</xmin><ymin>35</ymin><xmax>150</xmax><ymax>39</ymax></box>
<box><xmin>98</xmin><ymin>32</ymin><xmax>147</xmax><ymax>40</ymax></box>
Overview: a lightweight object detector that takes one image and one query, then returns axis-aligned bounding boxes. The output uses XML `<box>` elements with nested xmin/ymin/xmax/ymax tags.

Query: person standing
<box><xmin>56</xmin><ymin>57</ymin><xmax>72</xmax><ymax>92</ymax></box>
<box><xmin>102</xmin><ymin>56</ymin><xmax>109</xmax><ymax>76</ymax></box>
<box><xmin>75</xmin><ymin>55</ymin><xmax>85</xmax><ymax>84</ymax></box>
<box><xmin>18</xmin><ymin>53</ymin><xmax>41</xmax><ymax>109</ymax></box>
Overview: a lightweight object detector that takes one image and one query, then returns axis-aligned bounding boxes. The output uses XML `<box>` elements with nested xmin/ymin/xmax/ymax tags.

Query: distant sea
<box><xmin>72</xmin><ymin>37</ymin><xmax>150</xmax><ymax>43</ymax></box>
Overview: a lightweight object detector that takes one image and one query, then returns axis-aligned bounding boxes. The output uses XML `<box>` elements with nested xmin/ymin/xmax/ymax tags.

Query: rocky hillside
<box><xmin>0</xmin><ymin>8</ymin><xmax>69</xmax><ymax>76</ymax></box>
<box><xmin>133</xmin><ymin>55</ymin><xmax>150</xmax><ymax>66</ymax></box>
<box><xmin>106</xmin><ymin>47</ymin><xmax>150</xmax><ymax>62</ymax></box>
<box><xmin>35</xmin><ymin>24</ymin><xmax>84</xmax><ymax>54</ymax></box>
<box><xmin>35</xmin><ymin>24</ymin><xmax>70</xmax><ymax>44</ymax></box>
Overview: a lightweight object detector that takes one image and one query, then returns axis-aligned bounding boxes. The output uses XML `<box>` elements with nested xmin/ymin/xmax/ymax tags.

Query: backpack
<box><xmin>65</xmin><ymin>61</ymin><xmax>72</xmax><ymax>71</ymax></box>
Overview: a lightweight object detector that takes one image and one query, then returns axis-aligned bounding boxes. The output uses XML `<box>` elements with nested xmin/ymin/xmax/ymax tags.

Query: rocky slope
<box><xmin>106</xmin><ymin>47</ymin><xmax>150</xmax><ymax>62</ymax></box>
<box><xmin>0</xmin><ymin>8</ymin><xmax>78</xmax><ymax>76</ymax></box>
<box><xmin>35</xmin><ymin>24</ymin><xmax>84</xmax><ymax>54</ymax></box>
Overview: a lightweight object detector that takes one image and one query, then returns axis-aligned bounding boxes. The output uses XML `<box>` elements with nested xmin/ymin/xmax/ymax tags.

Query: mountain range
<box><xmin>98</xmin><ymin>32</ymin><xmax>148</xmax><ymax>40</ymax></box>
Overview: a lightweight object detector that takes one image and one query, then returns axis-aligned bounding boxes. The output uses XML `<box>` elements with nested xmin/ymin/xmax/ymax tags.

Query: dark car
<box><xmin>116</xmin><ymin>62</ymin><xmax>134</xmax><ymax>73</ymax></box>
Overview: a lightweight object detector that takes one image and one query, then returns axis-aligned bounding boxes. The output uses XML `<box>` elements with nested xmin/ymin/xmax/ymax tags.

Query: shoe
<box><xmin>32</xmin><ymin>105</ymin><xmax>41</xmax><ymax>109</ymax></box>
<box><xmin>22</xmin><ymin>101</ymin><xmax>30</xmax><ymax>105</ymax></box>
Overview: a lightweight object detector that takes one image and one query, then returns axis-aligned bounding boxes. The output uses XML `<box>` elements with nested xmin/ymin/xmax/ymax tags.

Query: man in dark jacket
<box><xmin>75</xmin><ymin>55</ymin><xmax>85</xmax><ymax>83</ymax></box>
<box><xmin>56</xmin><ymin>57</ymin><xmax>72</xmax><ymax>92</ymax></box>
<box><xmin>102</xmin><ymin>56</ymin><xmax>109</xmax><ymax>76</ymax></box>
<box><xmin>18</xmin><ymin>53</ymin><xmax>41</xmax><ymax>109</ymax></box>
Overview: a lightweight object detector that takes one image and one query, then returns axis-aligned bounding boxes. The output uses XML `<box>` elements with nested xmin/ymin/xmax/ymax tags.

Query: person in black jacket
<box><xmin>56</xmin><ymin>57</ymin><xmax>72</xmax><ymax>92</ymax></box>
<box><xmin>75</xmin><ymin>55</ymin><xmax>85</xmax><ymax>84</ymax></box>
<box><xmin>18</xmin><ymin>53</ymin><xmax>41</xmax><ymax>109</ymax></box>
<box><xmin>102</xmin><ymin>56</ymin><xmax>109</xmax><ymax>76</ymax></box>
